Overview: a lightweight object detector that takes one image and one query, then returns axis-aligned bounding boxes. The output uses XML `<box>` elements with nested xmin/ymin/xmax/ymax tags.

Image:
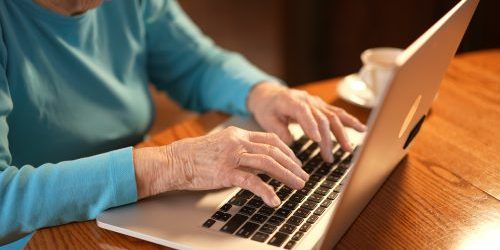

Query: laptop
<box><xmin>97</xmin><ymin>0</ymin><xmax>479</xmax><ymax>249</ymax></box>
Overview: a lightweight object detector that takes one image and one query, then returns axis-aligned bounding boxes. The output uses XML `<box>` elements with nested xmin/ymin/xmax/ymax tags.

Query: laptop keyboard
<box><xmin>202</xmin><ymin>135</ymin><xmax>356</xmax><ymax>249</ymax></box>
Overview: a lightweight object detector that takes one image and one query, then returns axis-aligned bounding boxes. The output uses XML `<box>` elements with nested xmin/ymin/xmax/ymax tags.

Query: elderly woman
<box><xmin>0</xmin><ymin>0</ymin><xmax>366</xmax><ymax>246</ymax></box>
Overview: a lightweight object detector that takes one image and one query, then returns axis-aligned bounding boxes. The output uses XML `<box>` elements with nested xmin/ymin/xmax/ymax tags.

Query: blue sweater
<box><xmin>0</xmin><ymin>0</ymin><xmax>275</xmax><ymax>246</ymax></box>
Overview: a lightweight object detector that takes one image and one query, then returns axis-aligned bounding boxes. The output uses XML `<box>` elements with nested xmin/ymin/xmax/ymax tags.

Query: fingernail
<box><xmin>272</xmin><ymin>196</ymin><xmax>281</xmax><ymax>207</ymax></box>
<box><xmin>296</xmin><ymin>179</ymin><xmax>306</xmax><ymax>190</ymax></box>
<box><xmin>313</xmin><ymin>131</ymin><xmax>322</xmax><ymax>142</ymax></box>
<box><xmin>327</xmin><ymin>154</ymin><xmax>334</xmax><ymax>163</ymax></box>
<box><xmin>302</xmin><ymin>172</ymin><xmax>310</xmax><ymax>181</ymax></box>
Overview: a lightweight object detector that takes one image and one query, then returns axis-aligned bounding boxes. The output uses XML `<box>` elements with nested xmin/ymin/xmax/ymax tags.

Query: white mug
<box><xmin>359</xmin><ymin>47</ymin><xmax>403</xmax><ymax>102</ymax></box>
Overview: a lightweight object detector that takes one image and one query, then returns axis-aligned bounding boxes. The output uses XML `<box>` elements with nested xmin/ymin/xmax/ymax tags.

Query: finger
<box><xmin>328</xmin><ymin>106</ymin><xmax>367</xmax><ymax>132</ymax></box>
<box><xmin>328</xmin><ymin>114</ymin><xmax>353</xmax><ymax>152</ymax></box>
<box><xmin>311</xmin><ymin>107</ymin><xmax>334</xmax><ymax>163</ymax></box>
<box><xmin>283</xmin><ymin>101</ymin><xmax>321</xmax><ymax>142</ymax></box>
<box><xmin>248</xmin><ymin>131</ymin><xmax>300</xmax><ymax>165</ymax></box>
<box><xmin>244</xmin><ymin>141</ymin><xmax>308</xmax><ymax>181</ymax></box>
<box><xmin>239</xmin><ymin>153</ymin><xmax>305</xmax><ymax>190</ymax></box>
<box><xmin>259</xmin><ymin>117</ymin><xmax>294</xmax><ymax>145</ymax></box>
<box><xmin>229</xmin><ymin>170</ymin><xmax>280</xmax><ymax>207</ymax></box>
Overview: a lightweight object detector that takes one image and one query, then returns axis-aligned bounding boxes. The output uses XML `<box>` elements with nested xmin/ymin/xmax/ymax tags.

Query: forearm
<box><xmin>0</xmin><ymin>147</ymin><xmax>137</xmax><ymax>244</ymax></box>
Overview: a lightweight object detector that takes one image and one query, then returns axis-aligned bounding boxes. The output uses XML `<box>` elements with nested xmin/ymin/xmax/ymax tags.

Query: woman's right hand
<box><xmin>133</xmin><ymin>126</ymin><xmax>309</xmax><ymax>207</ymax></box>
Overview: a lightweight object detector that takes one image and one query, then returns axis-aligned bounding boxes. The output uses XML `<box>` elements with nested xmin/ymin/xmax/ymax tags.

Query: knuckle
<box><xmin>242</xmin><ymin>174</ymin><xmax>257</xmax><ymax>187</ymax></box>
<box><xmin>259</xmin><ymin>154</ymin><xmax>273</xmax><ymax>165</ymax></box>
<box><xmin>264</xmin><ymin>144</ymin><xmax>274</xmax><ymax>156</ymax></box>
<box><xmin>271</xmin><ymin>133</ymin><xmax>280</xmax><ymax>142</ymax></box>
<box><xmin>318</xmin><ymin>113</ymin><xmax>329</xmax><ymax>126</ymax></box>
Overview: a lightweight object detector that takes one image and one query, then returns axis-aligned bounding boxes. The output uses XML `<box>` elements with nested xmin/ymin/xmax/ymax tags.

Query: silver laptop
<box><xmin>97</xmin><ymin>1</ymin><xmax>479</xmax><ymax>249</ymax></box>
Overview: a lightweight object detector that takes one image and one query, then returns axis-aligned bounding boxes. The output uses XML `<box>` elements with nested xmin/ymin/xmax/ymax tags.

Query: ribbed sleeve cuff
<box><xmin>108</xmin><ymin>147</ymin><xmax>138</xmax><ymax>207</ymax></box>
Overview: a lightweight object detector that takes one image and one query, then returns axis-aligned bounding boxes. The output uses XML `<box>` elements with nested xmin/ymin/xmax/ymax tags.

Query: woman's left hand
<box><xmin>247</xmin><ymin>82</ymin><xmax>367</xmax><ymax>163</ymax></box>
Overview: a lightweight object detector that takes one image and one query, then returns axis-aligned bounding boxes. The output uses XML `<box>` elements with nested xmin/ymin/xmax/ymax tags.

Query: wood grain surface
<box><xmin>25</xmin><ymin>50</ymin><xmax>500</xmax><ymax>250</ymax></box>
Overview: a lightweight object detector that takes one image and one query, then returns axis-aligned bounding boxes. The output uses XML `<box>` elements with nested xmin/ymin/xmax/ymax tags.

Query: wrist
<box><xmin>247</xmin><ymin>81</ymin><xmax>287</xmax><ymax>115</ymax></box>
<box><xmin>133</xmin><ymin>144</ymin><xmax>182</xmax><ymax>199</ymax></box>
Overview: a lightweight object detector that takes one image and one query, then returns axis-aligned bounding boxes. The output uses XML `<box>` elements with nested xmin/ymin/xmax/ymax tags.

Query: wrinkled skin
<box><xmin>135</xmin><ymin>83</ymin><xmax>366</xmax><ymax>207</ymax></box>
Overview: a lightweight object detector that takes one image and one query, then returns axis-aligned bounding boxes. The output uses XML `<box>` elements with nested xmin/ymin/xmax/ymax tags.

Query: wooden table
<box><xmin>26</xmin><ymin>50</ymin><xmax>500</xmax><ymax>249</ymax></box>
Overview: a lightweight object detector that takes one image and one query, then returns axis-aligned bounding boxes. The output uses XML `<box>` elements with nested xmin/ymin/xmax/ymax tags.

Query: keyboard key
<box><xmin>294</xmin><ymin>208</ymin><xmax>311</xmax><ymax>218</ymax></box>
<box><xmin>314</xmin><ymin>187</ymin><xmax>329</xmax><ymax>196</ymax></box>
<box><xmin>279</xmin><ymin>224</ymin><xmax>297</xmax><ymax>234</ymax></box>
<box><xmin>236</xmin><ymin>221</ymin><xmax>260</xmax><ymax>238</ymax></box>
<box><xmin>220</xmin><ymin>214</ymin><xmax>248</xmax><ymax>234</ymax></box>
<box><xmin>330</xmin><ymin>171</ymin><xmax>343</xmax><ymax>178</ymax></box>
<box><xmin>309</xmin><ymin>174</ymin><xmax>322</xmax><ymax>182</ymax></box>
<box><xmin>284</xmin><ymin>240</ymin><xmax>297</xmax><ymax>249</ymax></box>
<box><xmin>275</xmin><ymin>208</ymin><xmax>293</xmax><ymax>218</ymax></box>
<box><xmin>334</xmin><ymin>185</ymin><xmax>343</xmax><ymax>193</ymax></box>
<box><xmin>258</xmin><ymin>174</ymin><xmax>271</xmax><ymax>182</ymax></box>
<box><xmin>321</xmin><ymin>180</ymin><xmax>335</xmax><ymax>189</ymax></box>
<box><xmin>228</xmin><ymin>197</ymin><xmax>247</xmax><ymax>206</ymax></box>
<box><xmin>283</xmin><ymin>200</ymin><xmax>299</xmax><ymax>210</ymax></box>
<box><xmin>326</xmin><ymin>174</ymin><xmax>340</xmax><ymax>182</ymax></box>
<box><xmin>307</xmin><ymin>215</ymin><xmax>319</xmax><ymax>224</ymax></box>
<box><xmin>343</xmin><ymin>154</ymin><xmax>354</xmax><ymax>164</ymax></box>
<box><xmin>290</xmin><ymin>193</ymin><xmax>306</xmax><ymax>203</ymax></box>
<box><xmin>304</xmin><ymin>142</ymin><xmax>319</xmax><ymax>154</ymax></box>
<box><xmin>250</xmin><ymin>213</ymin><xmax>268</xmax><ymax>224</ymax></box>
<box><xmin>292</xmin><ymin>232</ymin><xmax>304</xmax><ymax>241</ymax></box>
<box><xmin>236</xmin><ymin>189</ymin><xmax>254</xmax><ymax>199</ymax></box>
<box><xmin>299</xmin><ymin>223</ymin><xmax>313</xmax><ymax>232</ymax></box>
<box><xmin>321</xmin><ymin>199</ymin><xmax>333</xmax><ymax>208</ymax></box>
<box><xmin>327</xmin><ymin>192</ymin><xmax>339</xmax><ymax>200</ymax></box>
<box><xmin>307</xmin><ymin>154</ymin><xmax>322</xmax><ymax>166</ymax></box>
<box><xmin>258</xmin><ymin>206</ymin><xmax>276</xmax><ymax>216</ymax></box>
<box><xmin>251</xmin><ymin>231</ymin><xmax>270</xmax><ymax>242</ymax></box>
<box><xmin>298</xmin><ymin>153</ymin><xmax>310</xmax><ymax>162</ymax></box>
<box><xmin>260</xmin><ymin>223</ymin><xmax>277</xmax><ymax>234</ymax></box>
<box><xmin>296</xmin><ymin>187</ymin><xmax>312</xmax><ymax>196</ymax></box>
<box><xmin>268</xmin><ymin>216</ymin><xmax>285</xmax><ymax>226</ymax></box>
<box><xmin>269</xmin><ymin>179</ymin><xmax>282</xmax><ymax>190</ymax></box>
<box><xmin>280</xmin><ymin>186</ymin><xmax>293</xmax><ymax>194</ymax></box>
<box><xmin>212</xmin><ymin>211</ymin><xmax>231</xmax><ymax>221</ymax></box>
<box><xmin>333</xmin><ymin>149</ymin><xmax>345</xmax><ymax>163</ymax></box>
<box><xmin>277</xmin><ymin>189</ymin><xmax>291</xmax><ymax>200</ymax></box>
<box><xmin>301</xmin><ymin>201</ymin><xmax>317</xmax><ymax>210</ymax></box>
<box><xmin>247</xmin><ymin>198</ymin><xmax>264</xmax><ymax>208</ymax></box>
<box><xmin>239</xmin><ymin>206</ymin><xmax>256</xmax><ymax>216</ymax></box>
<box><xmin>303</xmin><ymin>165</ymin><xmax>316</xmax><ymax>174</ymax></box>
<box><xmin>290</xmin><ymin>136</ymin><xmax>309</xmax><ymax>154</ymax></box>
<box><xmin>268</xmin><ymin>232</ymin><xmax>289</xmax><ymax>247</ymax></box>
<box><xmin>220</xmin><ymin>203</ymin><xmax>232</xmax><ymax>212</ymax></box>
<box><xmin>202</xmin><ymin>219</ymin><xmax>216</xmax><ymax>228</ymax></box>
<box><xmin>314</xmin><ymin>207</ymin><xmax>326</xmax><ymax>216</ymax></box>
<box><xmin>287</xmin><ymin>216</ymin><xmax>304</xmax><ymax>226</ymax></box>
<box><xmin>309</xmin><ymin>193</ymin><xmax>323</xmax><ymax>203</ymax></box>
<box><xmin>316</xmin><ymin>166</ymin><xmax>330</xmax><ymax>176</ymax></box>
<box><xmin>304</xmin><ymin>180</ymin><xmax>317</xmax><ymax>190</ymax></box>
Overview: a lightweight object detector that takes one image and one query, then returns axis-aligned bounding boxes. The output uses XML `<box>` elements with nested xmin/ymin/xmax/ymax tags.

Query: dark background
<box><xmin>179</xmin><ymin>0</ymin><xmax>499</xmax><ymax>86</ymax></box>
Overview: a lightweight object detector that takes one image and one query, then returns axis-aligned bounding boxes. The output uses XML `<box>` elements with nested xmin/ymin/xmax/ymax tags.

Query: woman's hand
<box><xmin>133</xmin><ymin>127</ymin><xmax>309</xmax><ymax>207</ymax></box>
<box><xmin>247</xmin><ymin>82</ymin><xmax>367</xmax><ymax>163</ymax></box>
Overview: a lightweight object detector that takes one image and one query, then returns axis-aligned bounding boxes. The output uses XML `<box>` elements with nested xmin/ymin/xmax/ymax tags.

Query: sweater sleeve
<box><xmin>142</xmin><ymin>0</ymin><xmax>280</xmax><ymax>116</ymax></box>
<box><xmin>0</xmin><ymin>26</ymin><xmax>138</xmax><ymax>245</ymax></box>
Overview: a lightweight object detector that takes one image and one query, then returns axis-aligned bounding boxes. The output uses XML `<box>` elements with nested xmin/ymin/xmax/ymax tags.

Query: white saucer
<box><xmin>337</xmin><ymin>73</ymin><xmax>376</xmax><ymax>108</ymax></box>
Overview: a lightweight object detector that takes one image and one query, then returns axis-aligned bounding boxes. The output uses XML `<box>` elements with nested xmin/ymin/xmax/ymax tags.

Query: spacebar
<box><xmin>220</xmin><ymin>214</ymin><xmax>248</xmax><ymax>234</ymax></box>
